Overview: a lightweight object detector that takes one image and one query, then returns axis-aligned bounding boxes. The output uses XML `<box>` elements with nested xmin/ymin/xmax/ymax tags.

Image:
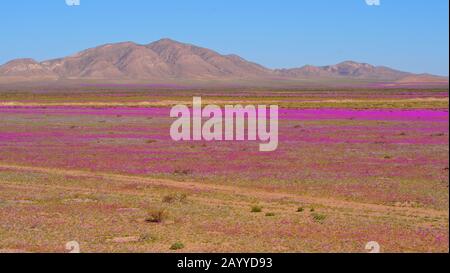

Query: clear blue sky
<box><xmin>1</xmin><ymin>0</ymin><xmax>448</xmax><ymax>75</ymax></box>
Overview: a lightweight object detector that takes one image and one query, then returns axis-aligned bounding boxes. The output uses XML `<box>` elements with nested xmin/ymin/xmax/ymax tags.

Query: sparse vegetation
<box><xmin>0</xmin><ymin>88</ymin><xmax>447</xmax><ymax>253</ymax></box>
<box><xmin>145</xmin><ymin>208</ymin><xmax>167</xmax><ymax>223</ymax></box>
<box><xmin>170</xmin><ymin>242</ymin><xmax>185</xmax><ymax>250</ymax></box>
<box><xmin>162</xmin><ymin>193</ymin><xmax>187</xmax><ymax>204</ymax></box>
<box><xmin>251</xmin><ymin>206</ymin><xmax>263</xmax><ymax>213</ymax></box>
<box><xmin>139</xmin><ymin>234</ymin><xmax>158</xmax><ymax>243</ymax></box>
<box><xmin>173</xmin><ymin>169</ymin><xmax>193</xmax><ymax>175</ymax></box>
<box><xmin>311</xmin><ymin>213</ymin><xmax>327</xmax><ymax>223</ymax></box>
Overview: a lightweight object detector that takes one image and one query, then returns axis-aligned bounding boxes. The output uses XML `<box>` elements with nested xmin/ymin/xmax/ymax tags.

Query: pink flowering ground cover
<box><xmin>0</xmin><ymin>103</ymin><xmax>448</xmax><ymax>253</ymax></box>
<box><xmin>0</xmin><ymin>106</ymin><xmax>448</xmax><ymax>209</ymax></box>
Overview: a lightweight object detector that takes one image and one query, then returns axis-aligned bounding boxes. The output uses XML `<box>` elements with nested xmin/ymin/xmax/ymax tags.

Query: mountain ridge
<box><xmin>0</xmin><ymin>39</ymin><xmax>448</xmax><ymax>84</ymax></box>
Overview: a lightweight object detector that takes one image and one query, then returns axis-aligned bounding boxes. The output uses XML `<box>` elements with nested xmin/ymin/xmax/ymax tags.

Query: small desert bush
<box><xmin>265</xmin><ymin>212</ymin><xmax>275</xmax><ymax>217</ymax></box>
<box><xmin>173</xmin><ymin>169</ymin><xmax>193</xmax><ymax>175</ymax></box>
<box><xmin>251</xmin><ymin>205</ymin><xmax>263</xmax><ymax>213</ymax></box>
<box><xmin>139</xmin><ymin>233</ymin><xmax>158</xmax><ymax>243</ymax></box>
<box><xmin>170</xmin><ymin>242</ymin><xmax>185</xmax><ymax>250</ymax></box>
<box><xmin>311</xmin><ymin>213</ymin><xmax>327</xmax><ymax>223</ymax></box>
<box><xmin>297</xmin><ymin>207</ymin><xmax>304</xmax><ymax>212</ymax></box>
<box><xmin>162</xmin><ymin>193</ymin><xmax>188</xmax><ymax>204</ymax></box>
<box><xmin>145</xmin><ymin>208</ymin><xmax>167</xmax><ymax>223</ymax></box>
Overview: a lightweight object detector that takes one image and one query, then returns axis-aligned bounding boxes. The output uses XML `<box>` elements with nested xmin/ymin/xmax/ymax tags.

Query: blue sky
<box><xmin>1</xmin><ymin>0</ymin><xmax>448</xmax><ymax>75</ymax></box>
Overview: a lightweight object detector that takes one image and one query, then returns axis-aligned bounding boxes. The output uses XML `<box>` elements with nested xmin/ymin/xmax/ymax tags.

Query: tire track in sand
<box><xmin>0</xmin><ymin>163</ymin><xmax>448</xmax><ymax>219</ymax></box>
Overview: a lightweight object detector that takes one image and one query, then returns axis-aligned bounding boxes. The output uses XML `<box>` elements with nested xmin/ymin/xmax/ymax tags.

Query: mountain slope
<box><xmin>41</xmin><ymin>42</ymin><xmax>169</xmax><ymax>79</ymax></box>
<box><xmin>396</xmin><ymin>74</ymin><xmax>449</xmax><ymax>83</ymax></box>
<box><xmin>146</xmin><ymin>39</ymin><xmax>271</xmax><ymax>78</ymax></box>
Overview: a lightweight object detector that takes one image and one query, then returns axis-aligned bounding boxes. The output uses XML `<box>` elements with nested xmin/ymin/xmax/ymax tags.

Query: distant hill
<box><xmin>0</xmin><ymin>58</ymin><xmax>57</xmax><ymax>79</ymax></box>
<box><xmin>274</xmin><ymin>61</ymin><xmax>411</xmax><ymax>81</ymax></box>
<box><xmin>0</xmin><ymin>38</ymin><xmax>448</xmax><ymax>86</ymax></box>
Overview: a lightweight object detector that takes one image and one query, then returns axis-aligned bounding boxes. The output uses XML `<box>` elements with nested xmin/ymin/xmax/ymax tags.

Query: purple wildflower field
<box><xmin>0</xmin><ymin>90</ymin><xmax>448</xmax><ymax>253</ymax></box>
<box><xmin>1</xmin><ymin>106</ymin><xmax>448</xmax><ymax>207</ymax></box>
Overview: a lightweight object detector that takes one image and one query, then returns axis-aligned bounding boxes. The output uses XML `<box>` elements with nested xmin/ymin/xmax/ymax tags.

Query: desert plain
<box><xmin>0</xmin><ymin>85</ymin><xmax>448</xmax><ymax>253</ymax></box>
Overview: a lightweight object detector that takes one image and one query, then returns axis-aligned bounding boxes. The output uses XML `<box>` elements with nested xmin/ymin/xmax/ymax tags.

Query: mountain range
<box><xmin>0</xmin><ymin>38</ymin><xmax>447</xmax><ymax>85</ymax></box>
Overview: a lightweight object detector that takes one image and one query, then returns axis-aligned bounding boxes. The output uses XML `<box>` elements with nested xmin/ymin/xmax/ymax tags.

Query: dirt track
<box><xmin>1</xmin><ymin>163</ymin><xmax>447</xmax><ymax>219</ymax></box>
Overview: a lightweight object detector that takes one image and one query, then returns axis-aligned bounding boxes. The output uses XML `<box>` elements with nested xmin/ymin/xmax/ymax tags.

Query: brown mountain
<box><xmin>0</xmin><ymin>39</ymin><xmax>447</xmax><ymax>84</ymax></box>
<box><xmin>275</xmin><ymin>61</ymin><xmax>411</xmax><ymax>80</ymax></box>
<box><xmin>0</xmin><ymin>58</ymin><xmax>57</xmax><ymax>79</ymax></box>
<box><xmin>395</xmin><ymin>74</ymin><xmax>449</xmax><ymax>83</ymax></box>
<box><xmin>36</xmin><ymin>39</ymin><xmax>271</xmax><ymax>80</ymax></box>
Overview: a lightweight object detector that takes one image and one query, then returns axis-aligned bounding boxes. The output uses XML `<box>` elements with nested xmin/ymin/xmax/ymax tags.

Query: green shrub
<box><xmin>311</xmin><ymin>213</ymin><xmax>327</xmax><ymax>223</ymax></box>
<box><xmin>251</xmin><ymin>206</ymin><xmax>263</xmax><ymax>213</ymax></box>
<box><xmin>170</xmin><ymin>242</ymin><xmax>185</xmax><ymax>250</ymax></box>
<box><xmin>265</xmin><ymin>212</ymin><xmax>275</xmax><ymax>217</ymax></box>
